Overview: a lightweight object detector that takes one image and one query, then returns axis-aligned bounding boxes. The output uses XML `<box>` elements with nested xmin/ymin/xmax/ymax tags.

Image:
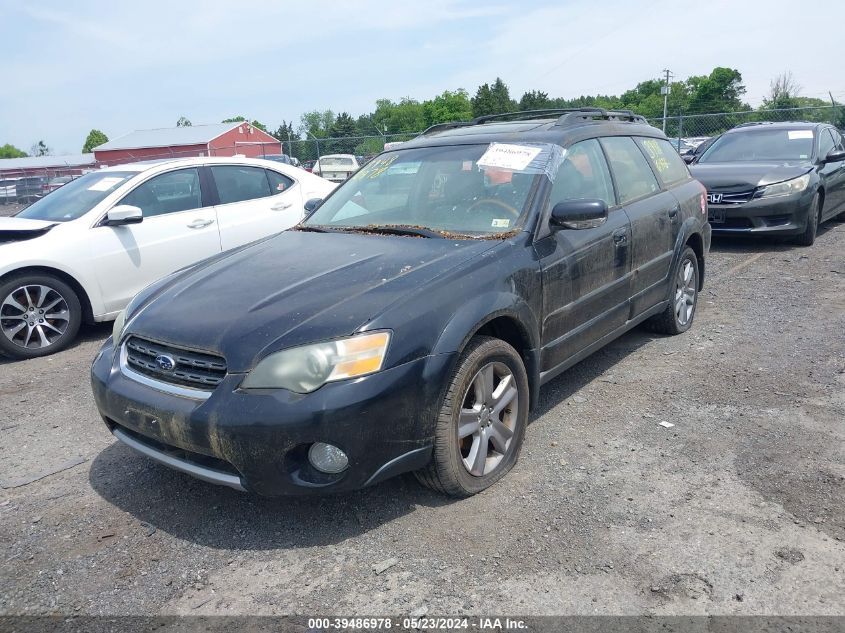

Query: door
<box><xmin>210</xmin><ymin>165</ymin><xmax>303</xmax><ymax>251</ymax></box>
<box><xmin>536</xmin><ymin>138</ymin><xmax>632</xmax><ymax>374</ymax></box>
<box><xmin>600</xmin><ymin>136</ymin><xmax>675</xmax><ymax>311</ymax></box>
<box><xmin>88</xmin><ymin>167</ymin><xmax>221</xmax><ymax>314</ymax></box>
<box><xmin>820</xmin><ymin>128</ymin><xmax>845</xmax><ymax>216</ymax></box>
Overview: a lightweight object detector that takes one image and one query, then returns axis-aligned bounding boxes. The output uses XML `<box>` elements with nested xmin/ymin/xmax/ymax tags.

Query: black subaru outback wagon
<box><xmin>92</xmin><ymin>109</ymin><xmax>711</xmax><ymax>497</ymax></box>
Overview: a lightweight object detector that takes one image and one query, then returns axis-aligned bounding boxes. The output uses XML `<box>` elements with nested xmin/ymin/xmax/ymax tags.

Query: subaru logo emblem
<box><xmin>706</xmin><ymin>192</ymin><xmax>723</xmax><ymax>205</ymax></box>
<box><xmin>155</xmin><ymin>354</ymin><xmax>176</xmax><ymax>371</ymax></box>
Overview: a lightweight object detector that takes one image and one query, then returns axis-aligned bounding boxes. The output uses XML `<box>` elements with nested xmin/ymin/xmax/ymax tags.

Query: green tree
<box><xmin>471</xmin><ymin>77</ymin><xmax>516</xmax><ymax>118</ymax></box>
<box><xmin>30</xmin><ymin>141</ymin><xmax>50</xmax><ymax>157</ymax></box>
<box><xmin>328</xmin><ymin>112</ymin><xmax>358</xmax><ymax>153</ymax></box>
<box><xmin>518</xmin><ymin>90</ymin><xmax>552</xmax><ymax>111</ymax></box>
<box><xmin>422</xmin><ymin>89</ymin><xmax>473</xmax><ymax>126</ymax></box>
<box><xmin>0</xmin><ymin>144</ymin><xmax>27</xmax><ymax>158</ymax></box>
<box><xmin>176</xmin><ymin>116</ymin><xmax>192</xmax><ymax>127</ymax></box>
<box><xmin>82</xmin><ymin>129</ymin><xmax>108</xmax><ymax>153</ymax></box>
<box><xmin>221</xmin><ymin>116</ymin><xmax>266</xmax><ymax>132</ymax></box>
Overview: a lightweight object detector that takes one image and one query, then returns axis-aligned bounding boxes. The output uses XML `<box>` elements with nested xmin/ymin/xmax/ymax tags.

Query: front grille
<box><xmin>710</xmin><ymin>189</ymin><xmax>756</xmax><ymax>205</ymax></box>
<box><xmin>124</xmin><ymin>336</ymin><xmax>227</xmax><ymax>390</ymax></box>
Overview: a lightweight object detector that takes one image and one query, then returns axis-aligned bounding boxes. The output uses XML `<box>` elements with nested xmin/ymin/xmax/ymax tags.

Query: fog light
<box><xmin>308</xmin><ymin>442</ymin><xmax>349</xmax><ymax>474</ymax></box>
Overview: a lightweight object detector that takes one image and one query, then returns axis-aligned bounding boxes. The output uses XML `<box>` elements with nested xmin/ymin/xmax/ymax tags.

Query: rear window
<box><xmin>321</xmin><ymin>157</ymin><xmax>354</xmax><ymax>167</ymax></box>
<box><xmin>599</xmin><ymin>137</ymin><xmax>660</xmax><ymax>204</ymax></box>
<box><xmin>637</xmin><ymin>138</ymin><xmax>690</xmax><ymax>186</ymax></box>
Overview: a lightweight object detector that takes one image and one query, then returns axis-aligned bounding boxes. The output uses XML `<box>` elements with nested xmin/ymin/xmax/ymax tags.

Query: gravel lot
<box><xmin>1</xmin><ymin>218</ymin><xmax>844</xmax><ymax>617</ymax></box>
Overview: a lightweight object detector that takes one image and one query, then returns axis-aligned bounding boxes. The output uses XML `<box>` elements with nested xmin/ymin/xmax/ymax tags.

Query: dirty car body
<box><xmin>92</xmin><ymin>109</ymin><xmax>711</xmax><ymax>496</ymax></box>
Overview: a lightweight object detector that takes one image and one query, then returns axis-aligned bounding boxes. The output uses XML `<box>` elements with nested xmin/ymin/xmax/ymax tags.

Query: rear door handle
<box><xmin>668</xmin><ymin>205</ymin><xmax>680</xmax><ymax>218</ymax></box>
<box><xmin>187</xmin><ymin>218</ymin><xmax>214</xmax><ymax>229</ymax></box>
<box><xmin>612</xmin><ymin>229</ymin><xmax>628</xmax><ymax>245</ymax></box>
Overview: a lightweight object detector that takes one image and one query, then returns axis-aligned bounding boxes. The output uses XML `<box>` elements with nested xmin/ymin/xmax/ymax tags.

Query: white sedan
<box><xmin>0</xmin><ymin>156</ymin><xmax>335</xmax><ymax>359</ymax></box>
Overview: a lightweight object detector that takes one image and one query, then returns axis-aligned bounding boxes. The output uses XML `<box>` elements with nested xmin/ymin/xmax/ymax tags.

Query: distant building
<box><xmin>93</xmin><ymin>122</ymin><xmax>282</xmax><ymax>165</ymax></box>
<box><xmin>0</xmin><ymin>153</ymin><xmax>96</xmax><ymax>179</ymax></box>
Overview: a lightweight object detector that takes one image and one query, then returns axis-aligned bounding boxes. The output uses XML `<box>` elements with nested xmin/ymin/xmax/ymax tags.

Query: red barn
<box><xmin>93</xmin><ymin>121</ymin><xmax>282</xmax><ymax>165</ymax></box>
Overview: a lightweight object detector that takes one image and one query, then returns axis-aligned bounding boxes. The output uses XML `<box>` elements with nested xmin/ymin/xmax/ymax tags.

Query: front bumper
<box><xmin>708</xmin><ymin>190</ymin><xmax>814</xmax><ymax>235</ymax></box>
<box><xmin>91</xmin><ymin>338</ymin><xmax>454</xmax><ymax>496</ymax></box>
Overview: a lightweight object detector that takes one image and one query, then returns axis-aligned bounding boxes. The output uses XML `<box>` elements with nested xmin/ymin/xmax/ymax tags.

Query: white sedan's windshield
<box><xmin>304</xmin><ymin>145</ymin><xmax>542</xmax><ymax>237</ymax></box>
<box><xmin>17</xmin><ymin>171</ymin><xmax>135</xmax><ymax>222</ymax></box>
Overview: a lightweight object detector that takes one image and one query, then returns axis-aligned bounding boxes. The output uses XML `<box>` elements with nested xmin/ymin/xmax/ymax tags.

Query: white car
<box><xmin>312</xmin><ymin>154</ymin><xmax>359</xmax><ymax>182</ymax></box>
<box><xmin>0</xmin><ymin>156</ymin><xmax>335</xmax><ymax>359</ymax></box>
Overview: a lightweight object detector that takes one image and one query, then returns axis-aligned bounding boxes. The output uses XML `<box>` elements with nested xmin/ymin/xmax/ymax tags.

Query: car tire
<box><xmin>794</xmin><ymin>194</ymin><xmax>820</xmax><ymax>247</ymax></box>
<box><xmin>415</xmin><ymin>336</ymin><xmax>529</xmax><ymax>497</ymax></box>
<box><xmin>646</xmin><ymin>246</ymin><xmax>699</xmax><ymax>336</ymax></box>
<box><xmin>0</xmin><ymin>274</ymin><xmax>82</xmax><ymax>359</ymax></box>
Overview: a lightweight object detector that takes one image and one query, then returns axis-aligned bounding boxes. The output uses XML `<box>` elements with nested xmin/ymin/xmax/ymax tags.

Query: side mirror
<box><xmin>303</xmin><ymin>198</ymin><xmax>323</xmax><ymax>216</ymax></box>
<box><xmin>822</xmin><ymin>149</ymin><xmax>845</xmax><ymax>164</ymax></box>
<box><xmin>683</xmin><ymin>154</ymin><xmax>696</xmax><ymax>164</ymax></box>
<box><xmin>550</xmin><ymin>199</ymin><xmax>608</xmax><ymax>230</ymax></box>
<box><xmin>106</xmin><ymin>205</ymin><xmax>143</xmax><ymax>226</ymax></box>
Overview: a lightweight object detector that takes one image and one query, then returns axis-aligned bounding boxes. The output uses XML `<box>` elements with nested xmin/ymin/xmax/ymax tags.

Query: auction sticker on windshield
<box><xmin>478</xmin><ymin>143</ymin><xmax>543</xmax><ymax>171</ymax></box>
<box><xmin>87</xmin><ymin>176</ymin><xmax>127</xmax><ymax>192</ymax></box>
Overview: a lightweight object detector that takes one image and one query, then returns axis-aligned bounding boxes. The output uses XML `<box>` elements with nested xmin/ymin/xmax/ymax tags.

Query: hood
<box><xmin>126</xmin><ymin>230</ymin><xmax>498</xmax><ymax>372</ymax></box>
<box><xmin>0</xmin><ymin>217</ymin><xmax>58</xmax><ymax>243</ymax></box>
<box><xmin>690</xmin><ymin>161</ymin><xmax>812</xmax><ymax>192</ymax></box>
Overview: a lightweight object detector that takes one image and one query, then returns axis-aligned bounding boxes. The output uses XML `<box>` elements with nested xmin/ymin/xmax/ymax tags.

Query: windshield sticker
<box><xmin>87</xmin><ymin>177</ymin><xmax>125</xmax><ymax>192</ymax></box>
<box><xmin>788</xmin><ymin>130</ymin><xmax>813</xmax><ymax>140</ymax></box>
<box><xmin>478</xmin><ymin>144</ymin><xmax>543</xmax><ymax>171</ymax></box>
<box><xmin>359</xmin><ymin>155</ymin><xmax>399</xmax><ymax>179</ymax></box>
<box><xmin>491</xmin><ymin>218</ymin><xmax>511</xmax><ymax>228</ymax></box>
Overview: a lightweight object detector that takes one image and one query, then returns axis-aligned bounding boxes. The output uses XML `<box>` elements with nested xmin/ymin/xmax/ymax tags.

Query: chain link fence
<box><xmin>647</xmin><ymin>105</ymin><xmax>843</xmax><ymax>146</ymax></box>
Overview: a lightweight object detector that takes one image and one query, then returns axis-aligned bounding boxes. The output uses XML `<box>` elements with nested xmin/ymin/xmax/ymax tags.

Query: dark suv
<box><xmin>92</xmin><ymin>109</ymin><xmax>711</xmax><ymax>497</ymax></box>
<box><xmin>690</xmin><ymin>122</ymin><xmax>845</xmax><ymax>245</ymax></box>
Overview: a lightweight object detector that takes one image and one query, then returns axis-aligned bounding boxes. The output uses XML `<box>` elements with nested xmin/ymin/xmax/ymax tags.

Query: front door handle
<box><xmin>271</xmin><ymin>202</ymin><xmax>292</xmax><ymax>211</ymax></box>
<box><xmin>187</xmin><ymin>218</ymin><xmax>214</xmax><ymax>229</ymax></box>
<box><xmin>668</xmin><ymin>205</ymin><xmax>680</xmax><ymax>218</ymax></box>
<box><xmin>612</xmin><ymin>228</ymin><xmax>628</xmax><ymax>245</ymax></box>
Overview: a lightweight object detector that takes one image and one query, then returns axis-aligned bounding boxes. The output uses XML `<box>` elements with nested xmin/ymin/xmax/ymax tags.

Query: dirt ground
<box><xmin>0</xmin><ymin>220</ymin><xmax>843</xmax><ymax>617</ymax></box>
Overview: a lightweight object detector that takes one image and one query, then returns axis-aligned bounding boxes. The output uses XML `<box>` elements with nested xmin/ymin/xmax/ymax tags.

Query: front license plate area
<box><xmin>708</xmin><ymin>209</ymin><xmax>726</xmax><ymax>224</ymax></box>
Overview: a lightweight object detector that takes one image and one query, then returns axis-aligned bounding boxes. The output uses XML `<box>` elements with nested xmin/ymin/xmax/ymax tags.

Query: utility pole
<box><xmin>830</xmin><ymin>91</ymin><xmax>837</xmax><ymax>125</ymax></box>
<box><xmin>661</xmin><ymin>69</ymin><xmax>673</xmax><ymax>133</ymax></box>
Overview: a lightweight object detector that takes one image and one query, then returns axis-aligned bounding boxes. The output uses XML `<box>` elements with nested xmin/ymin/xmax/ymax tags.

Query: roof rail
<box><xmin>555</xmin><ymin>109</ymin><xmax>648</xmax><ymax>126</ymax></box>
<box><xmin>733</xmin><ymin>121</ymin><xmax>773</xmax><ymax>128</ymax></box>
<box><xmin>470</xmin><ymin>108</ymin><xmax>606</xmax><ymax>125</ymax></box>
<box><xmin>418</xmin><ymin>121</ymin><xmax>475</xmax><ymax>136</ymax></box>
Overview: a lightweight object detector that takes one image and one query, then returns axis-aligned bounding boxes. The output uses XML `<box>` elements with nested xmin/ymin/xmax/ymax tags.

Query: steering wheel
<box><xmin>465</xmin><ymin>198</ymin><xmax>520</xmax><ymax>218</ymax></box>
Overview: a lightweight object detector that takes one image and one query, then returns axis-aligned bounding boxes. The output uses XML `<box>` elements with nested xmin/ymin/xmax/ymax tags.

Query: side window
<box><xmin>599</xmin><ymin>137</ymin><xmax>661</xmax><ymax>204</ymax></box>
<box><xmin>549</xmin><ymin>139</ymin><xmax>615</xmax><ymax>207</ymax></box>
<box><xmin>266</xmin><ymin>169</ymin><xmax>295</xmax><ymax>194</ymax></box>
<box><xmin>637</xmin><ymin>137</ymin><xmax>690</xmax><ymax>186</ymax></box>
<box><xmin>819</xmin><ymin>129</ymin><xmax>836</xmax><ymax>159</ymax></box>
<box><xmin>120</xmin><ymin>168</ymin><xmax>202</xmax><ymax>218</ymax></box>
<box><xmin>211</xmin><ymin>166</ymin><xmax>271</xmax><ymax>204</ymax></box>
<box><xmin>830</xmin><ymin>129</ymin><xmax>845</xmax><ymax>151</ymax></box>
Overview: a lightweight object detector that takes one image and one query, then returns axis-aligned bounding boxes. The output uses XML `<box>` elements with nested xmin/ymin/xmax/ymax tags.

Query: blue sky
<box><xmin>1</xmin><ymin>0</ymin><xmax>843</xmax><ymax>155</ymax></box>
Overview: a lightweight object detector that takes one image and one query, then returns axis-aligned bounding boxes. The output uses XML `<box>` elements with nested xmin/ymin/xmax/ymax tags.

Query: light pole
<box><xmin>661</xmin><ymin>68</ymin><xmax>672</xmax><ymax>133</ymax></box>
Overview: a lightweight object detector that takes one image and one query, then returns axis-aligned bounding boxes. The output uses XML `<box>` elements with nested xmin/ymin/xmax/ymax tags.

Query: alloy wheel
<box><xmin>458</xmin><ymin>361</ymin><xmax>520</xmax><ymax>477</ymax></box>
<box><xmin>674</xmin><ymin>258</ymin><xmax>696</xmax><ymax>326</ymax></box>
<box><xmin>0</xmin><ymin>284</ymin><xmax>71</xmax><ymax>350</ymax></box>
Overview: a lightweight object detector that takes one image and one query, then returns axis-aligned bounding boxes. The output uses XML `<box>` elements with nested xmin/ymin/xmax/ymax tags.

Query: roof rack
<box><xmin>555</xmin><ymin>109</ymin><xmax>647</xmax><ymax>126</ymax></box>
<box><xmin>418</xmin><ymin>107</ymin><xmax>649</xmax><ymax>137</ymax></box>
<box><xmin>733</xmin><ymin>121</ymin><xmax>773</xmax><ymax>128</ymax></box>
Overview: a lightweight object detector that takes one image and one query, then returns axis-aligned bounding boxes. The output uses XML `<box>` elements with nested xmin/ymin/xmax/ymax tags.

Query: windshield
<box><xmin>699</xmin><ymin>129</ymin><xmax>815</xmax><ymax>163</ymax></box>
<box><xmin>320</xmin><ymin>157</ymin><xmax>354</xmax><ymax>167</ymax></box>
<box><xmin>16</xmin><ymin>171</ymin><xmax>135</xmax><ymax>222</ymax></box>
<box><xmin>303</xmin><ymin>144</ymin><xmax>547</xmax><ymax>237</ymax></box>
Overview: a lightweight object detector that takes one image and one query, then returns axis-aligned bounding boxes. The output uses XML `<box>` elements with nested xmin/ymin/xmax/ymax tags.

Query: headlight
<box><xmin>112</xmin><ymin>309</ymin><xmax>126</xmax><ymax>344</ymax></box>
<box><xmin>759</xmin><ymin>174</ymin><xmax>810</xmax><ymax>199</ymax></box>
<box><xmin>241</xmin><ymin>331</ymin><xmax>391</xmax><ymax>393</ymax></box>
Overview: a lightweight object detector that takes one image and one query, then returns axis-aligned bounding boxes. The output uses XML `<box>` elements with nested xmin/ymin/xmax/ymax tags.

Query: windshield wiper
<box><xmin>357</xmin><ymin>224</ymin><xmax>443</xmax><ymax>239</ymax></box>
<box><xmin>296</xmin><ymin>224</ymin><xmax>336</xmax><ymax>233</ymax></box>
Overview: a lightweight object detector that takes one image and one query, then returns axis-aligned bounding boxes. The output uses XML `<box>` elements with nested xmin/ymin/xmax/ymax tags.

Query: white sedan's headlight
<box><xmin>759</xmin><ymin>174</ymin><xmax>810</xmax><ymax>199</ymax></box>
<box><xmin>241</xmin><ymin>331</ymin><xmax>391</xmax><ymax>393</ymax></box>
<box><xmin>112</xmin><ymin>309</ymin><xmax>126</xmax><ymax>344</ymax></box>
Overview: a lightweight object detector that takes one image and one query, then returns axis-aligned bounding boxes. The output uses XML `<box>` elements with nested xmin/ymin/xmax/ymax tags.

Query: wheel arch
<box><xmin>684</xmin><ymin>232</ymin><xmax>705</xmax><ymax>291</ymax></box>
<box><xmin>0</xmin><ymin>266</ymin><xmax>94</xmax><ymax>323</ymax></box>
<box><xmin>433</xmin><ymin>303</ymin><xmax>541</xmax><ymax>411</ymax></box>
